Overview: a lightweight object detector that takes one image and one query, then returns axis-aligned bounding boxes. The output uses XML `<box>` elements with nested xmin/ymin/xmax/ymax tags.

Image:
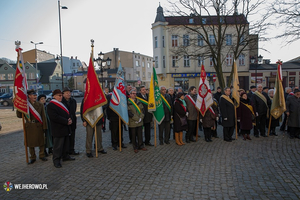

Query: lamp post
<box><xmin>58</xmin><ymin>0</ymin><xmax>68</xmax><ymax>89</ymax></box>
<box><xmin>250</xmin><ymin>55</ymin><xmax>263</xmax><ymax>87</ymax></box>
<box><xmin>94</xmin><ymin>52</ymin><xmax>111</xmax><ymax>89</ymax></box>
<box><xmin>30</xmin><ymin>41</ymin><xmax>43</xmax><ymax>92</ymax></box>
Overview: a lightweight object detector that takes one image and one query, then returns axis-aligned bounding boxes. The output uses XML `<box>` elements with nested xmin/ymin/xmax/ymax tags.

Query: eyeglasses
<box><xmin>131</xmin><ymin>93</ymin><xmax>137</xmax><ymax>95</ymax></box>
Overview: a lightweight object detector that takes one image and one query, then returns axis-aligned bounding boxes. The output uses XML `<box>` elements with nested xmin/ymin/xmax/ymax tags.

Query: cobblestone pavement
<box><xmin>0</xmin><ymin>106</ymin><xmax>300</xmax><ymax>199</ymax></box>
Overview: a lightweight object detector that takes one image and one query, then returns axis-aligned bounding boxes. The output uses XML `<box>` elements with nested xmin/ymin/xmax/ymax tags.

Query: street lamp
<box><xmin>30</xmin><ymin>41</ymin><xmax>43</xmax><ymax>92</ymax></box>
<box><xmin>250</xmin><ymin>54</ymin><xmax>263</xmax><ymax>87</ymax></box>
<box><xmin>94</xmin><ymin>52</ymin><xmax>111</xmax><ymax>89</ymax></box>
<box><xmin>58</xmin><ymin>0</ymin><xmax>68</xmax><ymax>89</ymax></box>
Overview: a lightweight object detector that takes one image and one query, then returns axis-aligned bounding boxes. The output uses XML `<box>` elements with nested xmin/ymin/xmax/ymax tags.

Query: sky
<box><xmin>0</xmin><ymin>0</ymin><xmax>299</xmax><ymax>64</ymax></box>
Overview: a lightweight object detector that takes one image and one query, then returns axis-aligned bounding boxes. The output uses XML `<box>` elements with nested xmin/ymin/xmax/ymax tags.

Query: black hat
<box><xmin>62</xmin><ymin>87</ymin><xmax>71</xmax><ymax>93</ymax></box>
<box><xmin>27</xmin><ymin>89</ymin><xmax>37</xmax><ymax>95</ymax></box>
<box><xmin>250</xmin><ymin>85</ymin><xmax>256</xmax><ymax>89</ymax></box>
<box><xmin>176</xmin><ymin>92</ymin><xmax>184</xmax><ymax>99</ymax></box>
<box><xmin>294</xmin><ymin>89</ymin><xmax>300</xmax><ymax>94</ymax></box>
<box><xmin>217</xmin><ymin>86</ymin><xmax>221</xmax><ymax>90</ymax></box>
<box><xmin>263</xmin><ymin>87</ymin><xmax>269</xmax><ymax>90</ymax></box>
<box><xmin>52</xmin><ymin>89</ymin><xmax>62</xmax><ymax>96</ymax></box>
<box><xmin>38</xmin><ymin>94</ymin><xmax>46</xmax><ymax>101</ymax></box>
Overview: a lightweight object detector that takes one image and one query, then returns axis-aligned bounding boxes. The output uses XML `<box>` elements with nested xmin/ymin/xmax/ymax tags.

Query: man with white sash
<box><xmin>17</xmin><ymin>89</ymin><xmax>48</xmax><ymax>164</ymax></box>
<box><xmin>184</xmin><ymin>86</ymin><xmax>198</xmax><ymax>143</ymax></box>
<box><xmin>47</xmin><ymin>89</ymin><xmax>75</xmax><ymax>168</ymax></box>
<box><xmin>251</xmin><ymin>84</ymin><xmax>271</xmax><ymax>137</ymax></box>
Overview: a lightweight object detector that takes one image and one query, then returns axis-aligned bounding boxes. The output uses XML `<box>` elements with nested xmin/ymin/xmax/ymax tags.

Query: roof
<box><xmin>249</xmin><ymin>61</ymin><xmax>300</xmax><ymax>70</ymax></box>
<box><xmin>37</xmin><ymin>62</ymin><xmax>58</xmax><ymax>83</ymax></box>
<box><xmin>154</xmin><ymin>4</ymin><xmax>166</xmax><ymax>23</ymax></box>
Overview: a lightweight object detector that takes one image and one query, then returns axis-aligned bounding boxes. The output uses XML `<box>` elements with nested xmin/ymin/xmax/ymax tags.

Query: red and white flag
<box><xmin>196</xmin><ymin>64</ymin><xmax>214</xmax><ymax>116</ymax></box>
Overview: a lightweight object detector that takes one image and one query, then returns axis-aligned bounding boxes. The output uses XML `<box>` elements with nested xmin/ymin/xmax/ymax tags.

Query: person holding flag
<box><xmin>128</xmin><ymin>88</ymin><xmax>146</xmax><ymax>153</ymax></box>
<box><xmin>81</xmin><ymin>40</ymin><xmax>108</xmax><ymax>157</ymax></box>
<box><xmin>17</xmin><ymin>89</ymin><xmax>48</xmax><ymax>164</ymax></box>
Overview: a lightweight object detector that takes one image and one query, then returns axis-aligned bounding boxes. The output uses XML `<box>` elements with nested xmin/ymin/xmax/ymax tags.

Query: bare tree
<box><xmin>166</xmin><ymin>0</ymin><xmax>269</xmax><ymax>89</ymax></box>
<box><xmin>270</xmin><ymin>0</ymin><xmax>300</xmax><ymax>44</ymax></box>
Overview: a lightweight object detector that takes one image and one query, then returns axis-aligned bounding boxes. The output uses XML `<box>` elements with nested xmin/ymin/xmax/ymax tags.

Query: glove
<box><xmin>256</xmin><ymin>112</ymin><xmax>258</xmax><ymax>116</ymax></box>
<box><xmin>224</xmin><ymin>118</ymin><xmax>228</xmax><ymax>121</ymax></box>
<box><xmin>237</xmin><ymin>119</ymin><xmax>240</xmax><ymax>122</ymax></box>
<box><xmin>200</xmin><ymin>119</ymin><xmax>202</xmax><ymax>123</ymax></box>
<box><xmin>216</xmin><ymin>117</ymin><xmax>219</xmax><ymax>121</ymax></box>
<box><xmin>186</xmin><ymin>112</ymin><xmax>189</xmax><ymax>117</ymax></box>
<box><xmin>138</xmin><ymin>118</ymin><xmax>141</xmax><ymax>123</ymax></box>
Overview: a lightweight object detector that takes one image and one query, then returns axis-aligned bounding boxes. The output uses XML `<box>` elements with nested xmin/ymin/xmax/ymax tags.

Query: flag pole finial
<box><xmin>15</xmin><ymin>41</ymin><xmax>21</xmax><ymax>46</ymax></box>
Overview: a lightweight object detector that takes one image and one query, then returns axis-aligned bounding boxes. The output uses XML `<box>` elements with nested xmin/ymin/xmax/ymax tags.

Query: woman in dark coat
<box><xmin>237</xmin><ymin>92</ymin><xmax>256</xmax><ymax>140</ymax></box>
<box><xmin>173</xmin><ymin>93</ymin><xmax>188</xmax><ymax>145</ymax></box>
<box><xmin>200</xmin><ymin>103</ymin><xmax>218</xmax><ymax>142</ymax></box>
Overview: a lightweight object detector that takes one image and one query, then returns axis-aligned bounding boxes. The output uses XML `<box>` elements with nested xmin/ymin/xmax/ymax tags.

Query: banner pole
<box><xmin>95</xmin><ymin>125</ymin><xmax>98</xmax><ymax>158</ymax></box>
<box><xmin>235</xmin><ymin>105</ymin><xmax>238</xmax><ymax>140</ymax></box>
<box><xmin>267</xmin><ymin>116</ymin><xmax>272</xmax><ymax>137</ymax></box>
<box><xmin>154</xmin><ymin>120</ymin><xmax>157</xmax><ymax>147</ymax></box>
<box><xmin>119</xmin><ymin>117</ymin><xmax>122</xmax><ymax>152</ymax></box>
<box><xmin>196</xmin><ymin>112</ymin><xmax>199</xmax><ymax>141</ymax></box>
<box><xmin>22</xmin><ymin>113</ymin><xmax>29</xmax><ymax>163</ymax></box>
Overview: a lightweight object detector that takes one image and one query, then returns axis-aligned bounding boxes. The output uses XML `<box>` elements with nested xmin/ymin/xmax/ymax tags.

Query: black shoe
<box><xmin>86</xmin><ymin>153</ymin><xmax>93</xmax><ymax>158</ymax></box>
<box><xmin>225</xmin><ymin>139</ymin><xmax>232</xmax><ymax>142</ymax></box>
<box><xmin>208</xmin><ymin>138</ymin><xmax>212</xmax><ymax>142</ymax></box>
<box><xmin>54</xmin><ymin>163</ymin><xmax>62</xmax><ymax>168</ymax></box>
<box><xmin>62</xmin><ymin>157</ymin><xmax>75</xmax><ymax>161</ymax></box>
<box><xmin>160</xmin><ymin>141</ymin><xmax>164</xmax><ymax>145</ymax></box>
<box><xmin>122</xmin><ymin>145</ymin><xmax>127</xmax><ymax>148</ymax></box>
<box><xmin>145</xmin><ymin>143</ymin><xmax>154</xmax><ymax>146</ymax></box>
<box><xmin>98</xmin><ymin>150</ymin><xmax>107</xmax><ymax>154</ymax></box>
<box><xmin>190</xmin><ymin>139</ymin><xmax>196</xmax><ymax>142</ymax></box>
<box><xmin>69</xmin><ymin>151</ymin><xmax>80</xmax><ymax>155</ymax></box>
<box><xmin>213</xmin><ymin>136</ymin><xmax>219</xmax><ymax>138</ymax></box>
<box><xmin>112</xmin><ymin>146</ymin><xmax>117</xmax><ymax>151</ymax></box>
<box><xmin>205</xmin><ymin>139</ymin><xmax>210</xmax><ymax>142</ymax></box>
<box><xmin>230</xmin><ymin>138</ymin><xmax>235</xmax><ymax>140</ymax></box>
<box><xmin>254</xmin><ymin>135</ymin><xmax>259</xmax><ymax>138</ymax></box>
<box><xmin>28</xmin><ymin>159</ymin><xmax>36</xmax><ymax>164</ymax></box>
<box><xmin>273</xmin><ymin>132</ymin><xmax>278</xmax><ymax>136</ymax></box>
<box><xmin>165</xmin><ymin>141</ymin><xmax>170</xmax><ymax>144</ymax></box>
<box><xmin>48</xmin><ymin>148</ymin><xmax>53</xmax><ymax>154</ymax></box>
<box><xmin>40</xmin><ymin>157</ymin><xmax>48</xmax><ymax>161</ymax></box>
<box><xmin>261</xmin><ymin>134</ymin><xmax>267</xmax><ymax>137</ymax></box>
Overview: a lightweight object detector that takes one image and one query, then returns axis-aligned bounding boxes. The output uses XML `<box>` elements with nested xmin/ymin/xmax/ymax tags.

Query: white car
<box><xmin>71</xmin><ymin>90</ymin><xmax>83</xmax><ymax>97</ymax></box>
<box><xmin>46</xmin><ymin>93</ymin><xmax>52</xmax><ymax>102</ymax></box>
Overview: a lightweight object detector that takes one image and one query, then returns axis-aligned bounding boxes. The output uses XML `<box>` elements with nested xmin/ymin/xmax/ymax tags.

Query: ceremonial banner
<box><xmin>13</xmin><ymin>41</ymin><xmax>29</xmax><ymax>120</ymax></box>
<box><xmin>109</xmin><ymin>62</ymin><xmax>129</xmax><ymax>124</ymax></box>
<box><xmin>148</xmin><ymin>68</ymin><xmax>164</xmax><ymax>124</ymax></box>
<box><xmin>82</xmin><ymin>44</ymin><xmax>107</xmax><ymax>128</ymax></box>
<box><xmin>232</xmin><ymin>60</ymin><xmax>240</xmax><ymax>107</ymax></box>
<box><xmin>196</xmin><ymin>64</ymin><xmax>213</xmax><ymax>116</ymax></box>
<box><xmin>270</xmin><ymin>61</ymin><xmax>286</xmax><ymax>119</ymax></box>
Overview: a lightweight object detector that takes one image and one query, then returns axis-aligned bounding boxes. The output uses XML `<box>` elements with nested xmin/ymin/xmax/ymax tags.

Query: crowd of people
<box><xmin>17</xmin><ymin>83</ymin><xmax>300</xmax><ymax>168</ymax></box>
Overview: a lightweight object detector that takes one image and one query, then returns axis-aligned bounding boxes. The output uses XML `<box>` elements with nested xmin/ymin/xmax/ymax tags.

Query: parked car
<box><xmin>71</xmin><ymin>90</ymin><xmax>83</xmax><ymax>97</ymax></box>
<box><xmin>38</xmin><ymin>90</ymin><xmax>52</xmax><ymax>96</ymax></box>
<box><xmin>46</xmin><ymin>93</ymin><xmax>53</xmax><ymax>102</ymax></box>
<box><xmin>0</xmin><ymin>93</ymin><xmax>13</xmax><ymax>106</ymax></box>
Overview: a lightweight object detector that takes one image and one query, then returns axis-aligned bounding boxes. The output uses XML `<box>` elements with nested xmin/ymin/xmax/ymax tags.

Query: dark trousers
<box><xmin>130</xmin><ymin>126</ymin><xmax>143</xmax><ymax>150</ymax></box>
<box><xmin>110</xmin><ymin>121</ymin><xmax>124</xmax><ymax>147</ymax></box>
<box><xmin>144</xmin><ymin>122</ymin><xmax>151</xmax><ymax>144</ymax></box>
<box><xmin>186</xmin><ymin>120</ymin><xmax>197</xmax><ymax>140</ymax></box>
<box><xmin>29</xmin><ymin>145</ymin><xmax>45</xmax><ymax>160</ymax></box>
<box><xmin>255</xmin><ymin>114</ymin><xmax>267</xmax><ymax>136</ymax></box>
<box><xmin>53</xmin><ymin>136</ymin><xmax>70</xmax><ymax>165</ymax></box>
<box><xmin>223</xmin><ymin>126</ymin><xmax>234</xmax><ymax>141</ymax></box>
<box><xmin>159</xmin><ymin>121</ymin><xmax>170</xmax><ymax>143</ymax></box>
<box><xmin>69</xmin><ymin>129</ymin><xmax>76</xmax><ymax>153</ymax></box>
<box><xmin>203</xmin><ymin>127</ymin><xmax>211</xmax><ymax>139</ymax></box>
<box><xmin>289</xmin><ymin>127</ymin><xmax>300</xmax><ymax>138</ymax></box>
<box><xmin>241</xmin><ymin>129</ymin><xmax>250</xmax><ymax>135</ymax></box>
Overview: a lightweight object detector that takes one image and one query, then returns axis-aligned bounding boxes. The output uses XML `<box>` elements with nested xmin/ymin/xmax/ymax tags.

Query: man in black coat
<box><xmin>251</xmin><ymin>84</ymin><xmax>271</xmax><ymax>137</ymax></box>
<box><xmin>286</xmin><ymin>89</ymin><xmax>300</xmax><ymax>139</ymax></box>
<box><xmin>137</xmin><ymin>85</ymin><xmax>154</xmax><ymax>146</ymax></box>
<box><xmin>280</xmin><ymin>87</ymin><xmax>292</xmax><ymax>131</ymax></box>
<box><xmin>158</xmin><ymin>86</ymin><xmax>173</xmax><ymax>145</ymax></box>
<box><xmin>247</xmin><ymin>85</ymin><xmax>256</xmax><ymax>101</ymax></box>
<box><xmin>219</xmin><ymin>87</ymin><xmax>235</xmax><ymax>142</ymax></box>
<box><xmin>47</xmin><ymin>89</ymin><xmax>75</xmax><ymax>168</ymax></box>
<box><xmin>62</xmin><ymin>87</ymin><xmax>78</xmax><ymax>155</ymax></box>
<box><xmin>213</xmin><ymin>87</ymin><xmax>222</xmax><ymax>103</ymax></box>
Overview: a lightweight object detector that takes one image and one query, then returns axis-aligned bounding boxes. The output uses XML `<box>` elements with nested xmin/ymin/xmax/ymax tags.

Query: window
<box><xmin>143</xmin><ymin>72</ymin><xmax>145</xmax><ymax>78</ymax></box>
<box><xmin>163</xmin><ymin>56</ymin><xmax>166</xmax><ymax>68</ymax></box>
<box><xmin>183</xmin><ymin>35</ymin><xmax>189</xmax><ymax>46</ymax></box>
<box><xmin>172</xmin><ymin>56</ymin><xmax>178</xmax><ymax>67</ymax></box>
<box><xmin>184</xmin><ymin>55</ymin><xmax>190</xmax><ymax>67</ymax></box>
<box><xmin>202</xmin><ymin>18</ymin><xmax>206</xmax><ymax>24</ymax></box>
<box><xmin>142</xmin><ymin>62</ymin><xmax>145</xmax><ymax>67</ymax></box>
<box><xmin>198</xmin><ymin>35</ymin><xmax>204</xmax><ymax>46</ymax></box>
<box><xmin>198</xmin><ymin>56</ymin><xmax>205</xmax><ymax>66</ymax></box>
<box><xmin>148</xmin><ymin>72</ymin><xmax>151</xmax><ymax>78</ymax></box>
<box><xmin>135</xmin><ymin>60</ymin><xmax>139</xmax><ymax>67</ymax></box>
<box><xmin>0</xmin><ymin>74</ymin><xmax>5</xmax><ymax>80</ymax></box>
<box><xmin>73</xmin><ymin>63</ymin><xmax>75</xmax><ymax>67</ymax></box>
<box><xmin>162</xmin><ymin>36</ymin><xmax>165</xmax><ymax>48</ymax></box>
<box><xmin>7</xmin><ymin>74</ymin><xmax>13</xmax><ymax>80</ymax></box>
<box><xmin>239</xmin><ymin>54</ymin><xmax>245</xmax><ymax>66</ymax></box>
<box><xmin>29</xmin><ymin>73</ymin><xmax>35</xmax><ymax>79</ymax></box>
<box><xmin>147</xmin><ymin>62</ymin><xmax>151</xmax><ymax>68</ymax></box>
<box><xmin>226</xmin><ymin>54</ymin><xmax>233</xmax><ymax>66</ymax></box>
<box><xmin>155</xmin><ymin>56</ymin><xmax>158</xmax><ymax>68</ymax></box>
<box><xmin>240</xmin><ymin>35</ymin><xmax>245</xmax><ymax>45</ymax></box>
<box><xmin>209</xmin><ymin>35</ymin><xmax>215</xmax><ymax>45</ymax></box>
<box><xmin>172</xmin><ymin>35</ymin><xmax>178</xmax><ymax>47</ymax></box>
<box><xmin>189</xmin><ymin>18</ymin><xmax>194</xmax><ymax>24</ymax></box>
<box><xmin>154</xmin><ymin>36</ymin><xmax>158</xmax><ymax>48</ymax></box>
<box><xmin>210</xmin><ymin>57</ymin><xmax>215</xmax><ymax>67</ymax></box>
<box><xmin>136</xmin><ymin>71</ymin><xmax>140</xmax><ymax>78</ymax></box>
<box><xmin>226</xmin><ymin>34</ymin><xmax>232</xmax><ymax>45</ymax></box>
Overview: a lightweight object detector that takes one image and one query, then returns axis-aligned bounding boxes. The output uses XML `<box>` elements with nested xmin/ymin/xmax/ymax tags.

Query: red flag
<box><xmin>82</xmin><ymin>49</ymin><xmax>107</xmax><ymax>128</ymax></box>
<box><xmin>13</xmin><ymin>41</ymin><xmax>30</xmax><ymax>120</ymax></box>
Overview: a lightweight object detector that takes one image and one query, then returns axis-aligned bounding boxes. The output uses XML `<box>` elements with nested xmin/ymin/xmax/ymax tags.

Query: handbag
<box><xmin>177</xmin><ymin>113</ymin><xmax>187</xmax><ymax>126</ymax></box>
